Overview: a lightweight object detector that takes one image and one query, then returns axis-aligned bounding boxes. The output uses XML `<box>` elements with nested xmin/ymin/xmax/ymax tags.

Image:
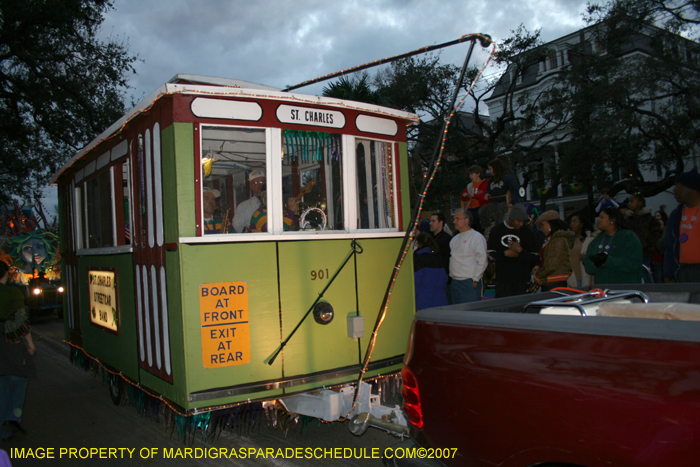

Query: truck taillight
<box><xmin>401</xmin><ymin>366</ymin><xmax>423</xmax><ymax>429</ymax></box>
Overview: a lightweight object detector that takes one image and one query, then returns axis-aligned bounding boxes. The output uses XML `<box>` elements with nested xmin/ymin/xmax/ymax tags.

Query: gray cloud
<box><xmin>41</xmin><ymin>0</ymin><xmax>589</xmax><ymax>208</ymax></box>
<box><xmin>101</xmin><ymin>0</ymin><xmax>590</xmax><ymax>100</ymax></box>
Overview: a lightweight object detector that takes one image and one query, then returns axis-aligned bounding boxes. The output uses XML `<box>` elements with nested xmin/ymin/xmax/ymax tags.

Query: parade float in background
<box><xmin>0</xmin><ymin>200</ymin><xmax>63</xmax><ymax>318</ymax></box>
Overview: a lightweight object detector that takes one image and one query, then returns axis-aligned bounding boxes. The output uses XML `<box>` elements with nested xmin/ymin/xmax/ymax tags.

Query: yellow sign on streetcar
<box><xmin>200</xmin><ymin>281</ymin><xmax>251</xmax><ymax>369</ymax></box>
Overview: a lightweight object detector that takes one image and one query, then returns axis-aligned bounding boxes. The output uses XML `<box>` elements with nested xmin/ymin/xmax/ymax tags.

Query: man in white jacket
<box><xmin>449</xmin><ymin>209</ymin><xmax>488</xmax><ymax>304</ymax></box>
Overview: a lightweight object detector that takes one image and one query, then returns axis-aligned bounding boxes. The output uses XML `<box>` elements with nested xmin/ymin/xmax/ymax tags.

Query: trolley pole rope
<box><xmin>282</xmin><ymin>33</ymin><xmax>492</xmax><ymax>92</ymax></box>
<box><xmin>350</xmin><ymin>34</ymin><xmax>495</xmax><ymax>410</ymax></box>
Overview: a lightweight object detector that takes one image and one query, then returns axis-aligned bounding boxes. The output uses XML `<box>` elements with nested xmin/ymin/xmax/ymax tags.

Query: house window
<box><xmin>548</xmin><ymin>50</ymin><xmax>558</xmax><ymax>70</ymax></box>
<box><xmin>595</xmin><ymin>37</ymin><xmax>606</xmax><ymax>55</ymax></box>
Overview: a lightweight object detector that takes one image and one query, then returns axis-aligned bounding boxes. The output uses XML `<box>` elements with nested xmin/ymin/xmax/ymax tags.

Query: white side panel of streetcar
<box><xmin>190</xmin><ymin>98</ymin><xmax>263</xmax><ymax>121</ymax></box>
<box><xmin>355</xmin><ymin>115</ymin><xmax>398</xmax><ymax>136</ymax></box>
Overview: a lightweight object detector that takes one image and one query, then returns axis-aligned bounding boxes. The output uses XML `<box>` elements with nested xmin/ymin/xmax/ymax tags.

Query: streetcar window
<box><xmin>74</xmin><ymin>184</ymin><xmax>84</xmax><ymax>250</ymax></box>
<box><xmin>282</xmin><ymin>130</ymin><xmax>344</xmax><ymax>231</ymax></box>
<box><xmin>355</xmin><ymin>139</ymin><xmax>396</xmax><ymax>229</ymax></box>
<box><xmin>201</xmin><ymin>126</ymin><xmax>266</xmax><ymax>234</ymax></box>
<box><xmin>121</xmin><ymin>160</ymin><xmax>132</xmax><ymax>245</ymax></box>
<box><xmin>84</xmin><ymin>169</ymin><xmax>115</xmax><ymax>248</ymax></box>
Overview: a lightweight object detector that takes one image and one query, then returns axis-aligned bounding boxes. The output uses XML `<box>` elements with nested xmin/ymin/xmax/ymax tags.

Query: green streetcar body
<box><xmin>53</xmin><ymin>76</ymin><xmax>418</xmax><ymax>413</ymax></box>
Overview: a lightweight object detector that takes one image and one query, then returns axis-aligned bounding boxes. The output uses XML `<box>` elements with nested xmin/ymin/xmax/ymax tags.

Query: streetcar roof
<box><xmin>51</xmin><ymin>75</ymin><xmax>419</xmax><ymax>183</ymax></box>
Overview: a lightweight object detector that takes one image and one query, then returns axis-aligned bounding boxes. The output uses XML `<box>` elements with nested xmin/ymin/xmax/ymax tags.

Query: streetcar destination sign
<box><xmin>276</xmin><ymin>104</ymin><xmax>345</xmax><ymax>129</ymax></box>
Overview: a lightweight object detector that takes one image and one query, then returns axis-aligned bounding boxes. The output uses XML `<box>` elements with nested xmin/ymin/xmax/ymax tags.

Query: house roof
<box><xmin>485</xmin><ymin>22</ymin><xmax>687</xmax><ymax>101</ymax></box>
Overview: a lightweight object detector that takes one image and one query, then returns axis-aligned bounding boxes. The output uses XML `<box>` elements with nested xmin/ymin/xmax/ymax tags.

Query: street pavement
<box><xmin>2</xmin><ymin>317</ymin><xmax>401</xmax><ymax>466</ymax></box>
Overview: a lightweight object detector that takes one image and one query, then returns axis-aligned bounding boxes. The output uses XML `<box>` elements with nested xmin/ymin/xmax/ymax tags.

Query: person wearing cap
<box><xmin>487</xmin><ymin>203</ymin><xmax>541</xmax><ymax>298</ymax></box>
<box><xmin>232</xmin><ymin>170</ymin><xmax>266</xmax><ymax>233</ymax></box>
<box><xmin>202</xmin><ymin>187</ymin><xmax>233</xmax><ymax>234</ymax></box>
<box><xmin>534</xmin><ymin>211</ymin><xmax>574</xmax><ymax>291</ymax></box>
<box><xmin>664</xmin><ymin>167</ymin><xmax>700</xmax><ymax>283</ymax></box>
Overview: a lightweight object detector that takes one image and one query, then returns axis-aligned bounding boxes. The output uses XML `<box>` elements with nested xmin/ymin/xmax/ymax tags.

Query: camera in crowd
<box><xmin>589</xmin><ymin>252</ymin><xmax>609</xmax><ymax>268</ymax></box>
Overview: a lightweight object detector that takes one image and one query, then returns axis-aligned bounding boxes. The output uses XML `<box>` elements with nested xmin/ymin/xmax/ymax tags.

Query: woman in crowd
<box><xmin>584</xmin><ymin>207</ymin><xmax>643</xmax><ymax>284</ymax></box>
<box><xmin>567</xmin><ymin>214</ymin><xmax>596</xmax><ymax>288</ymax></box>
<box><xmin>534</xmin><ymin>212</ymin><xmax>574</xmax><ymax>291</ymax></box>
<box><xmin>413</xmin><ymin>233</ymin><xmax>449</xmax><ymax>310</ymax></box>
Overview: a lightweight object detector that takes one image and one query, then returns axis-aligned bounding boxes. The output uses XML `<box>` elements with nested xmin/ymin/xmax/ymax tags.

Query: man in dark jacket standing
<box><xmin>626</xmin><ymin>193</ymin><xmax>663</xmax><ymax>283</ymax></box>
<box><xmin>429</xmin><ymin>213</ymin><xmax>452</xmax><ymax>270</ymax></box>
<box><xmin>487</xmin><ymin>204</ymin><xmax>541</xmax><ymax>298</ymax></box>
<box><xmin>664</xmin><ymin>168</ymin><xmax>700</xmax><ymax>283</ymax></box>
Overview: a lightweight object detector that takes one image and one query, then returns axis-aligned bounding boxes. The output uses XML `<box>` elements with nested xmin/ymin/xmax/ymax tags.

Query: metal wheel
<box><xmin>109</xmin><ymin>373</ymin><xmax>123</xmax><ymax>405</ymax></box>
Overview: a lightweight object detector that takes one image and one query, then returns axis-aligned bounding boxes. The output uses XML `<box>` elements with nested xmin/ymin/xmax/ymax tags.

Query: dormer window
<box><xmin>548</xmin><ymin>50</ymin><xmax>558</xmax><ymax>70</ymax></box>
<box><xmin>596</xmin><ymin>38</ymin><xmax>606</xmax><ymax>55</ymax></box>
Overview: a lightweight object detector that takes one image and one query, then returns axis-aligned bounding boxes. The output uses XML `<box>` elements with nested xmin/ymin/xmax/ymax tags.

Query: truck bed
<box><xmin>403</xmin><ymin>284</ymin><xmax>700</xmax><ymax>467</ymax></box>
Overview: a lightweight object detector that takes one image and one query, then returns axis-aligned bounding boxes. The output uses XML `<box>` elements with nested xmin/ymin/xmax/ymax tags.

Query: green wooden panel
<box><xmin>76</xmin><ymin>255</ymin><xmax>139</xmax><ymax>380</ymax></box>
<box><xmin>179</xmin><ymin>242</ymin><xmax>283</xmax><ymax>399</ymax></box>
<box><xmin>161</xmin><ymin>123</ymin><xmax>182</xmax><ymax>244</ymax></box>
<box><xmin>356</xmin><ymin>238</ymin><xmax>415</xmax><ymax>362</ymax></box>
<box><xmin>278</xmin><ymin>240</ymin><xmax>360</xmax><ymax>377</ymax></box>
<box><xmin>173</xmin><ymin>122</ymin><xmax>196</xmax><ymax>237</ymax></box>
<box><xmin>158</xmin><ymin>123</ymin><xmax>188</xmax><ymax>406</ymax></box>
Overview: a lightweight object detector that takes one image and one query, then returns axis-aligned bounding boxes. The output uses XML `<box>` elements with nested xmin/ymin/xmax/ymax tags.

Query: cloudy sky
<box><xmin>99</xmin><ymin>0</ymin><xmax>591</xmax><ymax>100</ymax></box>
<box><xmin>44</xmin><ymin>0</ymin><xmax>592</xmax><ymax>208</ymax></box>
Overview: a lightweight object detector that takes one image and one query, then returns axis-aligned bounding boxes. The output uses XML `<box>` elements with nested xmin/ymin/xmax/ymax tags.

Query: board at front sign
<box><xmin>200</xmin><ymin>281</ymin><xmax>251</xmax><ymax>369</ymax></box>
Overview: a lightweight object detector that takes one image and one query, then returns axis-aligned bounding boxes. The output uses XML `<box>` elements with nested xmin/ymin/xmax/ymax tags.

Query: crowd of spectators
<box><xmin>414</xmin><ymin>165</ymin><xmax>700</xmax><ymax>310</ymax></box>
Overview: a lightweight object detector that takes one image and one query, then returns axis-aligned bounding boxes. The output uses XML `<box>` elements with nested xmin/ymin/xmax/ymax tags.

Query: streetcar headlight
<box><xmin>313</xmin><ymin>300</ymin><xmax>334</xmax><ymax>325</ymax></box>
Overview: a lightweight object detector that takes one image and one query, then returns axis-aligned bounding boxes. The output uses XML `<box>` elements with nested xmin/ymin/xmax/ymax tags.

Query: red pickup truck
<box><xmin>390</xmin><ymin>284</ymin><xmax>700</xmax><ymax>467</ymax></box>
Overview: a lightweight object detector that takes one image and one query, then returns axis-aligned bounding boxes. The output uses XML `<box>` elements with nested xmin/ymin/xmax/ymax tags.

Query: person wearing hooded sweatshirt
<box><xmin>534</xmin><ymin>212</ymin><xmax>574</xmax><ymax>291</ymax></box>
<box><xmin>625</xmin><ymin>193</ymin><xmax>663</xmax><ymax>283</ymax></box>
